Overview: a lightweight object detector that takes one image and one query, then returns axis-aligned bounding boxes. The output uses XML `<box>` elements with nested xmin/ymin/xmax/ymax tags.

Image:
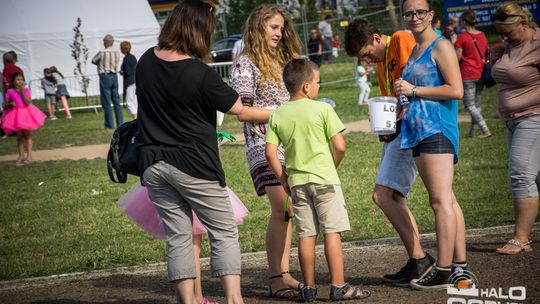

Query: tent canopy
<box><xmin>0</xmin><ymin>0</ymin><xmax>160</xmax><ymax>82</ymax></box>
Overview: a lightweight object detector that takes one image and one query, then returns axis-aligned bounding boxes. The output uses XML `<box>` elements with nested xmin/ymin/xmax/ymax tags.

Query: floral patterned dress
<box><xmin>230</xmin><ymin>55</ymin><xmax>289</xmax><ymax>196</ymax></box>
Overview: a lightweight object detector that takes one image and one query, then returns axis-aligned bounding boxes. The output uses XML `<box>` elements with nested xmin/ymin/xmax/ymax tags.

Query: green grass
<box><xmin>0</xmin><ymin>117</ymin><xmax>523</xmax><ymax>280</ymax></box>
<box><xmin>0</xmin><ymin>64</ymin><xmax>532</xmax><ymax>281</ymax></box>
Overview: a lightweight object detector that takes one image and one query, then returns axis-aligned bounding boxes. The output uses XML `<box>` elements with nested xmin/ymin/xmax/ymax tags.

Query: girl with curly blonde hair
<box><xmin>241</xmin><ymin>5</ymin><xmax>301</xmax><ymax>83</ymax></box>
<box><xmin>230</xmin><ymin>4</ymin><xmax>303</xmax><ymax>299</ymax></box>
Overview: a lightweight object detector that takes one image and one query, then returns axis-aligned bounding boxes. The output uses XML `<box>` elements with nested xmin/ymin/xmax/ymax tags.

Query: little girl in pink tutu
<box><xmin>2</xmin><ymin>72</ymin><xmax>46</xmax><ymax>165</ymax></box>
<box><xmin>117</xmin><ymin>182</ymin><xmax>249</xmax><ymax>304</ymax></box>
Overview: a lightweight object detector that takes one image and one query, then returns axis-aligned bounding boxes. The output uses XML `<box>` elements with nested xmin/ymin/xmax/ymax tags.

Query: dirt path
<box><xmin>0</xmin><ymin>117</ymin><xmax>470</xmax><ymax>163</ymax></box>
<box><xmin>1</xmin><ymin>224</ymin><xmax>538</xmax><ymax>304</ymax></box>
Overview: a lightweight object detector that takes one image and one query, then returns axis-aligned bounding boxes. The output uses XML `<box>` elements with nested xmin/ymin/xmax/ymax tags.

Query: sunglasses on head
<box><xmin>490</xmin><ymin>13</ymin><xmax>521</xmax><ymax>22</ymax></box>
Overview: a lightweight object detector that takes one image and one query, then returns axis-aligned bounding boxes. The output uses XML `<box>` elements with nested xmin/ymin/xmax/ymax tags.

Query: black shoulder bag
<box><xmin>107</xmin><ymin>119</ymin><xmax>140</xmax><ymax>183</ymax></box>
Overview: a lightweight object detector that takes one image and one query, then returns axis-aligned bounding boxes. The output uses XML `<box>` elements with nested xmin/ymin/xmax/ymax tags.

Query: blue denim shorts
<box><xmin>375</xmin><ymin>134</ymin><xmax>418</xmax><ymax>197</ymax></box>
<box><xmin>412</xmin><ymin>133</ymin><xmax>454</xmax><ymax>158</ymax></box>
<box><xmin>56</xmin><ymin>84</ymin><xmax>70</xmax><ymax>97</ymax></box>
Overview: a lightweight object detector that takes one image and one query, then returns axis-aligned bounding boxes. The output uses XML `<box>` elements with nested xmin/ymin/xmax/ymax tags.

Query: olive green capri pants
<box><xmin>143</xmin><ymin>161</ymin><xmax>241</xmax><ymax>282</ymax></box>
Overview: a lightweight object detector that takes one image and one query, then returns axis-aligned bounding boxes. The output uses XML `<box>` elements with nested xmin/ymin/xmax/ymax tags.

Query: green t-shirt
<box><xmin>266</xmin><ymin>98</ymin><xmax>346</xmax><ymax>188</ymax></box>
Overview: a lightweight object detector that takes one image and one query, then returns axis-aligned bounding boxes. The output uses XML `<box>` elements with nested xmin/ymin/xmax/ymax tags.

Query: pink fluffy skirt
<box><xmin>117</xmin><ymin>182</ymin><xmax>249</xmax><ymax>239</ymax></box>
<box><xmin>2</xmin><ymin>105</ymin><xmax>46</xmax><ymax>133</ymax></box>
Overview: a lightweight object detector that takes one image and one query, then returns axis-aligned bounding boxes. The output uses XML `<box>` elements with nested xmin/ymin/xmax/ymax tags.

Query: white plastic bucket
<box><xmin>367</xmin><ymin>96</ymin><xmax>398</xmax><ymax>135</ymax></box>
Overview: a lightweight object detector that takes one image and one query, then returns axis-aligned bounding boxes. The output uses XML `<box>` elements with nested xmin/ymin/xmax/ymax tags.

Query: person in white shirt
<box><xmin>231</xmin><ymin>38</ymin><xmax>244</xmax><ymax>61</ymax></box>
<box><xmin>356</xmin><ymin>59</ymin><xmax>372</xmax><ymax>105</ymax></box>
<box><xmin>318</xmin><ymin>15</ymin><xmax>333</xmax><ymax>63</ymax></box>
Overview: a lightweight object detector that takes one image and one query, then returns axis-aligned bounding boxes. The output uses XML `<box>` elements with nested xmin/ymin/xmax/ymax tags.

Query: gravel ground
<box><xmin>1</xmin><ymin>225</ymin><xmax>538</xmax><ymax>304</ymax></box>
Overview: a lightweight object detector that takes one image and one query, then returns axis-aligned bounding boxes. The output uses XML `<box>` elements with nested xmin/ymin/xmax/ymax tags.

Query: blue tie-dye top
<box><xmin>401</xmin><ymin>37</ymin><xmax>459</xmax><ymax>163</ymax></box>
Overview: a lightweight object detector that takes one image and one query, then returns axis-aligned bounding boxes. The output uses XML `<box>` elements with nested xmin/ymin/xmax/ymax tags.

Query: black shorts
<box><xmin>412</xmin><ymin>133</ymin><xmax>454</xmax><ymax>158</ymax></box>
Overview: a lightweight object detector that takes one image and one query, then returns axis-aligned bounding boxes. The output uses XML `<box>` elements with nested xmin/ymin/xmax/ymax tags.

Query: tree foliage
<box><xmin>70</xmin><ymin>18</ymin><xmax>90</xmax><ymax>96</ymax></box>
<box><xmin>225</xmin><ymin>0</ymin><xmax>270</xmax><ymax>35</ymax></box>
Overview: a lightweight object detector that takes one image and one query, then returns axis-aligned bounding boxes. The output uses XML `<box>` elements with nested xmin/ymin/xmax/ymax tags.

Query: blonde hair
<box><xmin>243</xmin><ymin>4</ymin><xmax>301</xmax><ymax>84</ymax></box>
<box><xmin>493</xmin><ymin>2</ymin><xmax>538</xmax><ymax>28</ymax></box>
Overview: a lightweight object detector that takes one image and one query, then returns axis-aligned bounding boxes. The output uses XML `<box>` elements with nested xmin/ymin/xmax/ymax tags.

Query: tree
<box><xmin>224</xmin><ymin>0</ymin><xmax>276</xmax><ymax>35</ymax></box>
<box><xmin>70</xmin><ymin>18</ymin><xmax>90</xmax><ymax>105</ymax></box>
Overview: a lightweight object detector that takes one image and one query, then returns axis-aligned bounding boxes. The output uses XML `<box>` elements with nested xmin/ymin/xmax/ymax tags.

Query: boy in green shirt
<box><xmin>265</xmin><ymin>59</ymin><xmax>371</xmax><ymax>302</ymax></box>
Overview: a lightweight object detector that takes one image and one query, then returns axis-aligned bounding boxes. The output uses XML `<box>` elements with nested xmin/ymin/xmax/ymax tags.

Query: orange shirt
<box><xmin>377</xmin><ymin>30</ymin><xmax>416</xmax><ymax>97</ymax></box>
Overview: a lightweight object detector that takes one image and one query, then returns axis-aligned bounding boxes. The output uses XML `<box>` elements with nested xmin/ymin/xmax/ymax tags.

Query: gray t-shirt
<box><xmin>493</xmin><ymin>29</ymin><xmax>540</xmax><ymax>120</ymax></box>
<box><xmin>41</xmin><ymin>77</ymin><xmax>56</xmax><ymax>95</ymax></box>
<box><xmin>318</xmin><ymin>20</ymin><xmax>332</xmax><ymax>38</ymax></box>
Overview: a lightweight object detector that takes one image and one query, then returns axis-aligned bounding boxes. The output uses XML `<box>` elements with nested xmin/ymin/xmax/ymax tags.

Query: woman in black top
<box><xmin>136</xmin><ymin>1</ymin><xmax>244</xmax><ymax>303</ymax></box>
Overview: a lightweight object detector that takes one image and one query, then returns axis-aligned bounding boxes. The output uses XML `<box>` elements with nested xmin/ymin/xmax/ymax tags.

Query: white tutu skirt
<box><xmin>117</xmin><ymin>182</ymin><xmax>249</xmax><ymax>239</ymax></box>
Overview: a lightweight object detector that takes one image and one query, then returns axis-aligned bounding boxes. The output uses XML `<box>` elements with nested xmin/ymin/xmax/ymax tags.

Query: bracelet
<box><xmin>412</xmin><ymin>86</ymin><xmax>417</xmax><ymax>98</ymax></box>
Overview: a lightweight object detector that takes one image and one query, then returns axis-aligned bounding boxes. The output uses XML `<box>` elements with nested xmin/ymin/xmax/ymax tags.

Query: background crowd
<box><xmin>1</xmin><ymin>0</ymin><xmax>538</xmax><ymax>303</ymax></box>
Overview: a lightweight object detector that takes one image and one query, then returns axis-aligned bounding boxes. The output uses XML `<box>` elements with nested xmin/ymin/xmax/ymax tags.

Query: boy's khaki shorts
<box><xmin>291</xmin><ymin>183</ymin><xmax>351</xmax><ymax>237</ymax></box>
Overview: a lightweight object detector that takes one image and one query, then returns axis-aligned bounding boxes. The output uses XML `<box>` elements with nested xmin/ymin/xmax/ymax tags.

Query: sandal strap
<box><xmin>268</xmin><ymin>286</ymin><xmax>298</xmax><ymax>298</ymax></box>
<box><xmin>281</xmin><ymin>270</ymin><xmax>292</xmax><ymax>275</ymax></box>
<box><xmin>270</xmin><ymin>270</ymin><xmax>293</xmax><ymax>279</ymax></box>
<box><xmin>270</xmin><ymin>271</ymin><xmax>303</xmax><ymax>291</ymax></box>
<box><xmin>341</xmin><ymin>283</ymin><xmax>352</xmax><ymax>295</ymax></box>
<box><xmin>350</xmin><ymin>286</ymin><xmax>370</xmax><ymax>298</ymax></box>
<box><xmin>508</xmin><ymin>239</ymin><xmax>532</xmax><ymax>249</ymax></box>
<box><xmin>331</xmin><ymin>282</ymin><xmax>351</xmax><ymax>296</ymax></box>
<box><xmin>269</xmin><ymin>273</ymin><xmax>283</xmax><ymax>280</ymax></box>
<box><xmin>330</xmin><ymin>282</ymin><xmax>370</xmax><ymax>300</ymax></box>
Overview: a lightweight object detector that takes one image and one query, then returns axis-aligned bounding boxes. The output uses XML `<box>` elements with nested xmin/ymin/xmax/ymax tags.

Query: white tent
<box><xmin>0</xmin><ymin>0</ymin><xmax>160</xmax><ymax>84</ymax></box>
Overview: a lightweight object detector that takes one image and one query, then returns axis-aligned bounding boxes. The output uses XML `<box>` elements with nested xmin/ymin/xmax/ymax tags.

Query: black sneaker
<box><xmin>383</xmin><ymin>253</ymin><xmax>435</xmax><ymax>287</ymax></box>
<box><xmin>299</xmin><ymin>285</ymin><xmax>317</xmax><ymax>302</ymax></box>
<box><xmin>410</xmin><ymin>265</ymin><xmax>452</xmax><ymax>290</ymax></box>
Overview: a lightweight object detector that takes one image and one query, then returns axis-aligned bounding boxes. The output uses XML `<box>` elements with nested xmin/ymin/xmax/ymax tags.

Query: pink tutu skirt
<box><xmin>117</xmin><ymin>182</ymin><xmax>249</xmax><ymax>239</ymax></box>
<box><xmin>1</xmin><ymin>105</ymin><xmax>46</xmax><ymax>133</ymax></box>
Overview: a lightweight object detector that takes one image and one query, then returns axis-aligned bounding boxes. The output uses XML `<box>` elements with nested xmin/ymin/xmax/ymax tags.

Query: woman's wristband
<box><xmin>412</xmin><ymin>86</ymin><xmax>417</xmax><ymax>98</ymax></box>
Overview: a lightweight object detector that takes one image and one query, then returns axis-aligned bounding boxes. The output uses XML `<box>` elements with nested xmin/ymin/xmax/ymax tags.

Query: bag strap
<box><xmin>107</xmin><ymin>150</ymin><xmax>127</xmax><ymax>183</ymax></box>
<box><xmin>107</xmin><ymin>152</ymin><xmax>120</xmax><ymax>183</ymax></box>
<box><xmin>467</xmin><ymin>32</ymin><xmax>487</xmax><ymax>62</ymax></box>
<box><xmin>107</xmin><ymin>134</ymin><xmax>127</xmax><ymax>183</ymax></box>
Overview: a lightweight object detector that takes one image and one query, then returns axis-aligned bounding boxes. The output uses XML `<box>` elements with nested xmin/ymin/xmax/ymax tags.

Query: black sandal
<box><xmin>268</xmin><ymin>273</ymin><xmax>299</xmax><ymax>299</ymax></box>
<box><xmin>280</xmin><ymin>271</ymin><xmax>304</xmax><ymax>290</ymax></box>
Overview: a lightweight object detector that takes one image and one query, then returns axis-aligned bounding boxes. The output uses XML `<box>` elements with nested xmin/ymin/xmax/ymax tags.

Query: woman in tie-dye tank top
<box><xmin>393</xmin><ymin>0</ymin><xmax>467</xmax><ymax>291</ymax></box>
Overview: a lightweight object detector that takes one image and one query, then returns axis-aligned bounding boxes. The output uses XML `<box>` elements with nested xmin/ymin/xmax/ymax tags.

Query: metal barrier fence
<box><xmin>27</xmin><ymin>58</ymin><xmax>359</xmax><ymax>113</ymax></box>
<box><xmin>28</xmin><ymin>62</ymin><xmax>235</xmax><ymax>112</ymax></box>
<box><xmin>28</xmin><ymin>74</ymin><xmax>102</xmax><ymax>112</ymax></box>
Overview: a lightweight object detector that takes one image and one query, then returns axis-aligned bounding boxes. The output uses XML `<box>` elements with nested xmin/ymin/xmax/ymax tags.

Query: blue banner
<box><xmin>443</xmin><ymin>0</ymin><xmax>540</xmax><ymax>27</ymax></box>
